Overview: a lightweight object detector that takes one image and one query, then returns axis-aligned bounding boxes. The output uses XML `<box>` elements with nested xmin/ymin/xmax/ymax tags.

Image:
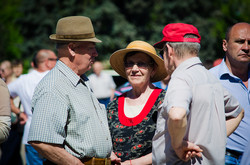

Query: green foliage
<box><xmin>1</xmin><ymin>0</ymin><xmax>249</xmax><ymax>70</ymax></box>
<box><xmin>0</xmin><ymin>0</ymin><xmax>23</xmax><ymax>62</ymax></box>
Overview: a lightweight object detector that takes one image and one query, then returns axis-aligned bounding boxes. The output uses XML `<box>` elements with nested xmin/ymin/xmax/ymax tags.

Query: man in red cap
<box><xmin>152</xmin><ymin>23</ymin><xmax>244</xmax><ymax>165</ymax></box>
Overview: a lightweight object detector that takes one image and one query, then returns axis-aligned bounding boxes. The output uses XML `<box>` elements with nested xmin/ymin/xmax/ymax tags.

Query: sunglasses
<box><xmin>158</xmin><ymin>43</ymin><xmax>168</xmax><ymax>59</ymax></box>
<box><xmin>124</xmin><ymin>62</ymin><xmax>153</xmax><ymax>69</ymax></box>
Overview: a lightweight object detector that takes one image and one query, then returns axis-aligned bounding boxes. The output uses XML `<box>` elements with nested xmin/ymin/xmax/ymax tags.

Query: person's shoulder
<box><xmin>209</xmin><ymin>65</ymin><xmax>220</xmax><ymax>72</ymax></box>
<box><xmin>0</xmin><ymin>78</ymin><xmax>6</xmax><ymax>87</ymax></box>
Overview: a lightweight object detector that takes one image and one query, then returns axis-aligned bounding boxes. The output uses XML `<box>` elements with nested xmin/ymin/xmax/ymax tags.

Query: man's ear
<box><xmin>68</xmin><ymin>43</ymin><xmax>76</xmax><ymax>56</ymax></box>
<box><xmin>222</xmin><ymin>39</ymin><xmax>228</xmax><ymax>52</ymax></box>
<box><xmin>166</xmin><ymin>44</ymin><xmax>174</xmax><ymax>59</ymax></box>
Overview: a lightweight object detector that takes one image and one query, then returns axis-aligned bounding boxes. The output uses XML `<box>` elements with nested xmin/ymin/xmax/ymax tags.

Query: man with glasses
<box><xmin>152</xmin><ymin>23</ymin><xmax>244</xmax><ymax>165</ymax></box>
<box><xmin>7</xmin><ymin>49</ymin><xmax>57</xmax><ymax>165</ymax></box>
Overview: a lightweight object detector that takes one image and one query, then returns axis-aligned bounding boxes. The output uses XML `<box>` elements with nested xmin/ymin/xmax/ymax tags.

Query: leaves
<box><xmin>0</xmin><ymin>0</ymin><xmax>249</xmax><ymax>70</ymax></box>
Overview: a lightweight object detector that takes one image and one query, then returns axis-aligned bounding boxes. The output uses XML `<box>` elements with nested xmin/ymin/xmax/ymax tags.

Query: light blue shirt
<box><xmin>210</xmin><ymin>59</ymin><xmax>250</xmax><ymax>152</ymax></box>
<box><xmin>28</xmin><ymin>61</ymin><xmax>112</xmax><ymax>159</ymax></box>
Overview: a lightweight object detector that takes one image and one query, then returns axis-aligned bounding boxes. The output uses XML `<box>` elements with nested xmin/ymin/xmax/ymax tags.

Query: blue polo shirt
<box><xmin>210</xmin><ymin>59</ymin><xmax>250</xmax><ymax>152</ymax></box>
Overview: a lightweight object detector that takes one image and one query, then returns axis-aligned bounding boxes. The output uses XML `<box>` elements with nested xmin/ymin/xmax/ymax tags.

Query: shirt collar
<box><xmin>172</xmin><ymin>57</ymin><xmax>202</xmax><ymax>78</ymax></box>
<box><xmin>216</xmin><ymin>59</ymin><xmax>247</xmax><ymax>81</ymax></box>
<box><xmin>56</xmin><ymin>60</ymin><xmax>88</xmax><ymax>87</ymax></box>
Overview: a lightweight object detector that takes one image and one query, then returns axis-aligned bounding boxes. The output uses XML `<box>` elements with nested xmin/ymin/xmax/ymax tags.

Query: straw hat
<box><xmin>49</xmin><ymin>16</ymin><xmax>101</xmax><ymax>43</ymax></box>
<box><xmin>110</xmin><ymin>40</ymin><xmax>168</xmax><ymax>82</ymax></box>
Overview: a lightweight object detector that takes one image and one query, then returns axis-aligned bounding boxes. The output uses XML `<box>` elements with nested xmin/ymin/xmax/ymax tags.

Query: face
<box><xmin>0</xmin><ymin>63</ymin><xmax>12</xmax><ymax>79</ymax></box>
<box><xmin>13</xmin><ymin>64</ymin><xmax>23</xmax><ymax>77</ymax></box>
<box><xmin>72</xmin><ymin>42</ymin><xmax>98</xmax><ymax>75</ymax></box>
<box><xmin>93</xmin><ymin>61</ymin><xmax>103</xmax><ymax>76</ymax></box>
<box><xmin>47</xmin><ymin>51</ymin><xmax>58</xmax><ymax>70</ymax></box>
<box><xmin>125</xmin><ymin>52</ymin><xmax>155</xmax><ymax>87</ymax></box>
<box><xmin>223</xmin><ymin>23</ymin><xmax>250</xmax><ymax>65</ymax></box>
<box><xmin>162</xmin><ymin>44</ymin><xmax>175</xmax><ymax>76</ymax></box>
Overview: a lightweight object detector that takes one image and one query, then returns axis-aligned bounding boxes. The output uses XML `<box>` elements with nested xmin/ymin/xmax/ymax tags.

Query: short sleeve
<box><xmin>0</xmin><ymin>81</ymin><xmax>11</xmax><ymax>116</ymax></box>
<box><xmin>223</xmin><ymin>88</ymin><xmax>242</xmax><ymax>117</ymax></box>
<box><xmin>28</xmin><ymin>90</ymin><xmax>69</xmax><ymax>144</ymax></box>
<box><xmin>166</xmin><ymin>77</ymin><xmax>192</xmax><ymax>114</ymax></box>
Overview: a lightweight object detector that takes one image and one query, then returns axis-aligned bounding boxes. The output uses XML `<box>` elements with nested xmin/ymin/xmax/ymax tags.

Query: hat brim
<box><xmin>49</xmin><ymin>34</ymin><xmax>102</xmax><ymax>43</ymax></box>
<box><xmin>110</xmin><ymin>48</ymin><xmax>168</xmax><ymax>82</ymax></box>
<box><xmin>153</xmin><ymin>40</ymin><xmax>166</xmax><ymax>49</ymax></box>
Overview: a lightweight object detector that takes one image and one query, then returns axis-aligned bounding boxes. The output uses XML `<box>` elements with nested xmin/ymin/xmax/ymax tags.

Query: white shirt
<box><xmin>88</xmin><ymin>72</ymin><xmax>116</xmax><ymax>99</ymax></box>
<box><xmin>8</xmin><ymin>69</ymin><xmax>49</xmax><ymax>144</ymax></box>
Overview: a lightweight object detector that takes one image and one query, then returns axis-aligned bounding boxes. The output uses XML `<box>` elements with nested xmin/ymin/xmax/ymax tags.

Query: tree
<box><xmin>0</xmin><ymin>0</ymin><xmax>23</xmax><ymax>62</ymax></box>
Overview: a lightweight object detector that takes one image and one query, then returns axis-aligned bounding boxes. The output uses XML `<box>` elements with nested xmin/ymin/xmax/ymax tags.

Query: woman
<box><xmin>108</xmin><ymin>40</ymin><xmax>168</xmax><ymax>164</ymax></box>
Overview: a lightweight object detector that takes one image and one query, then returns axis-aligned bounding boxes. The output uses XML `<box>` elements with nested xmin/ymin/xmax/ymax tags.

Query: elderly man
<box><xmin>210</xmin><ymin>22</ymin><xmax>250</xmax><ymax>164</ymax></box>
<box><xmin>28</xmin><ymin>16</ymin><xmax>121</xmax><ymax>165</ymax></box>
<box><xmin>152</xmin><ymin>23</ymin><xmax>244</xmax><ymax>165</ymax></box>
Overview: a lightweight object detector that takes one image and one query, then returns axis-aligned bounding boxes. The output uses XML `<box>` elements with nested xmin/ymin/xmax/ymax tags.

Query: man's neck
<box><xmin>225</xmin><ymin>60</ymin><xmax>249</xmax><ymax>81</ymax></box>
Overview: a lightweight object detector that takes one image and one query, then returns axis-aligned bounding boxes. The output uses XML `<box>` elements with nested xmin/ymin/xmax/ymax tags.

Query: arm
<box><xmin>167</xmin><ymin>107</ymin><xmax>202</xmax><ymax>161</ymax></box>
<box><xmin>29</xmin><ymin>141</ymin><xmax>84</xmax><ymax>165</ymax></box>
<box><xmin>0</xmin><ymin>80</ymin><xmax>11</xmax><ymax>143</ymax></box>
<box><xmin>226</xmin><ymin>109</ymin><xmax>244</xmax><ymax>136</ymax></box>
<box><xmin>122</xmin><ymin>153</ymin><xmax>152</xmax><ymax>165</ymax></box>
<box><xmin>10</xmin><ymin>97</ymin><xmax>27</xmax><ymax>125</ymax></box>
<box><xmin>110</xmin><ymin>89</ymin><xmax>116</xmax><ymax>101</ymax></box>
<box><xmin>0</xmin><ymin>116</ymin><xmax>11</xmax><ymax>143</ymax></box>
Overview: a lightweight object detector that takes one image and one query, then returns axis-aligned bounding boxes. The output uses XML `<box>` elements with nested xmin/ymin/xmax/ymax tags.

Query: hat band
<box><xmin>56</xmin><ymin>33</ymin><xmax>95</xmax><ymax>39</ymax></box>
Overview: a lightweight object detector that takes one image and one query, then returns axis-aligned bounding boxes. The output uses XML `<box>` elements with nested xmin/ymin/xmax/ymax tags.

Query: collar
<box><xmin>56</xmin><ymin>60</ymin><xmax>88</xmax><ymax>87</ymax></box>
<box><xmin>172</xmin><ymin>57</ymin><xmax>202</xmax><ymax>78</ymax></box>
<box><xmin>216</xmin><ymin>59</ymin><xmax>250</xmax><ymax>81</ymax></box>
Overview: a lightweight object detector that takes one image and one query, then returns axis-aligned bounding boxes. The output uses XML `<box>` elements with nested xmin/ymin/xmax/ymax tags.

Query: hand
<box><xmin>173</xmin><ymin>140</ymin><xmax>203</xmax><ymax>162</ymax></box>
<box><xmin>110</xmin><ymin>152</ymin><xmax>121</xmax><ymax>165</ymax></box>
<box><xmin>19</xmin><ymin>112</ymin><xmax>28</xmax><ymax>125</ymax></box>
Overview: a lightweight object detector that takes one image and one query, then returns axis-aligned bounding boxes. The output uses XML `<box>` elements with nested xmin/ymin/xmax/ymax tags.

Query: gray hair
<box><xmin>167</xmin><ymin>34</ymin><xmax>201</xmax><ymax>59</ymax></box>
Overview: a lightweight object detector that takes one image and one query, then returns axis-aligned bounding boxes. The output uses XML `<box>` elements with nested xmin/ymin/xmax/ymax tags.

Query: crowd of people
<box><xmin>0</xmin><ymin>15</ymin><xmax>249</xmax><ymax>165</ymax></box>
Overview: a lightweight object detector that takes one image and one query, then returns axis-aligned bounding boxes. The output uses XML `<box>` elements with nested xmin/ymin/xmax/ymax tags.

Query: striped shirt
<box><xmin>28</xmin><ymin>61</ymin><xmax>112</xmax><ymax>159</ymax></box>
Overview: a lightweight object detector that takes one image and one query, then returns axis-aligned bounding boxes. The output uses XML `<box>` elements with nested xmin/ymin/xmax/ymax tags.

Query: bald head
<box><xmin>93</xmin><ymin>61</ymin><xmax>103</xmax><ymax>76</ymax></box>
<box><xmin>225</xmin><ymin>22</ymin><xmax>250</xmax><ymax>41</ymax></box>
<box><xmin>0</xmin><ymin>60</ymin><xmax>13</xmax><ymax>79</ymax></box>
<box><xmin>34</xmin><ymin>49</ymin><xmax>57</xmax><ymax>71</ymax></box>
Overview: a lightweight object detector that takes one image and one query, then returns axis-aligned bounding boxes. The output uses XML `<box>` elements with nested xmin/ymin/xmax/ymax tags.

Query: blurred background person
<box><xmin>108</xmin><ymin>40</ymin><xmax>168</xmax><ymax>164</ymax></box>
<box><xmin>213</xmin><ymin>58</ymin><xmax>223</xmax><ymax>67</ymax></box>
<box><xmin>0</xmin><ymin>78</ymin><xmax>11</xmax><ymax>144</ymax></box>
<box><xmin>88</xmin><ymin>61</ymin><xmax>116</xmax><ymax>108</ymax></box>
<box><xmin>12</xmin><ymin>60</ymin><xmax>24</xmax><ymax>78</ymax></box>
<box><xmin>0</xmin><ymin>60</ymin><xmax>16</xmax><ymax>84</ymax></box>
<box><xmin>6</xmin><ymin>49</ymin><xmax>57</xmax><ymax>165</ymax></box>
<box><xmin>0</xmin><ymin>60</ymin><xmax>24</xmax><ymax>165</ymax></box>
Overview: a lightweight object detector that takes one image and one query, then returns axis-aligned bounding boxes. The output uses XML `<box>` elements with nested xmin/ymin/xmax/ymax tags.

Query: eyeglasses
<box><xmin>158</xmin><ymin>44</ymin><xmax>168</xmax><ymax>59</ymax></box>
<box><xmin>48</xmin><ymin>58</ymin><xmax>58</xmax><ymax>61</ymax></box>
<box><xmin>124</xmin><ymin>62</ymin><xmax>153</xmax><ymax>69</ymax></box>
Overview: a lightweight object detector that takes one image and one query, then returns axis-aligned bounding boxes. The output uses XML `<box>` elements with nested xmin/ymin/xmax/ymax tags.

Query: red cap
<box><xmin>154</xmin><ymin>23</ymin><xmax>201</xmax><ymax>49</ymax></box>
